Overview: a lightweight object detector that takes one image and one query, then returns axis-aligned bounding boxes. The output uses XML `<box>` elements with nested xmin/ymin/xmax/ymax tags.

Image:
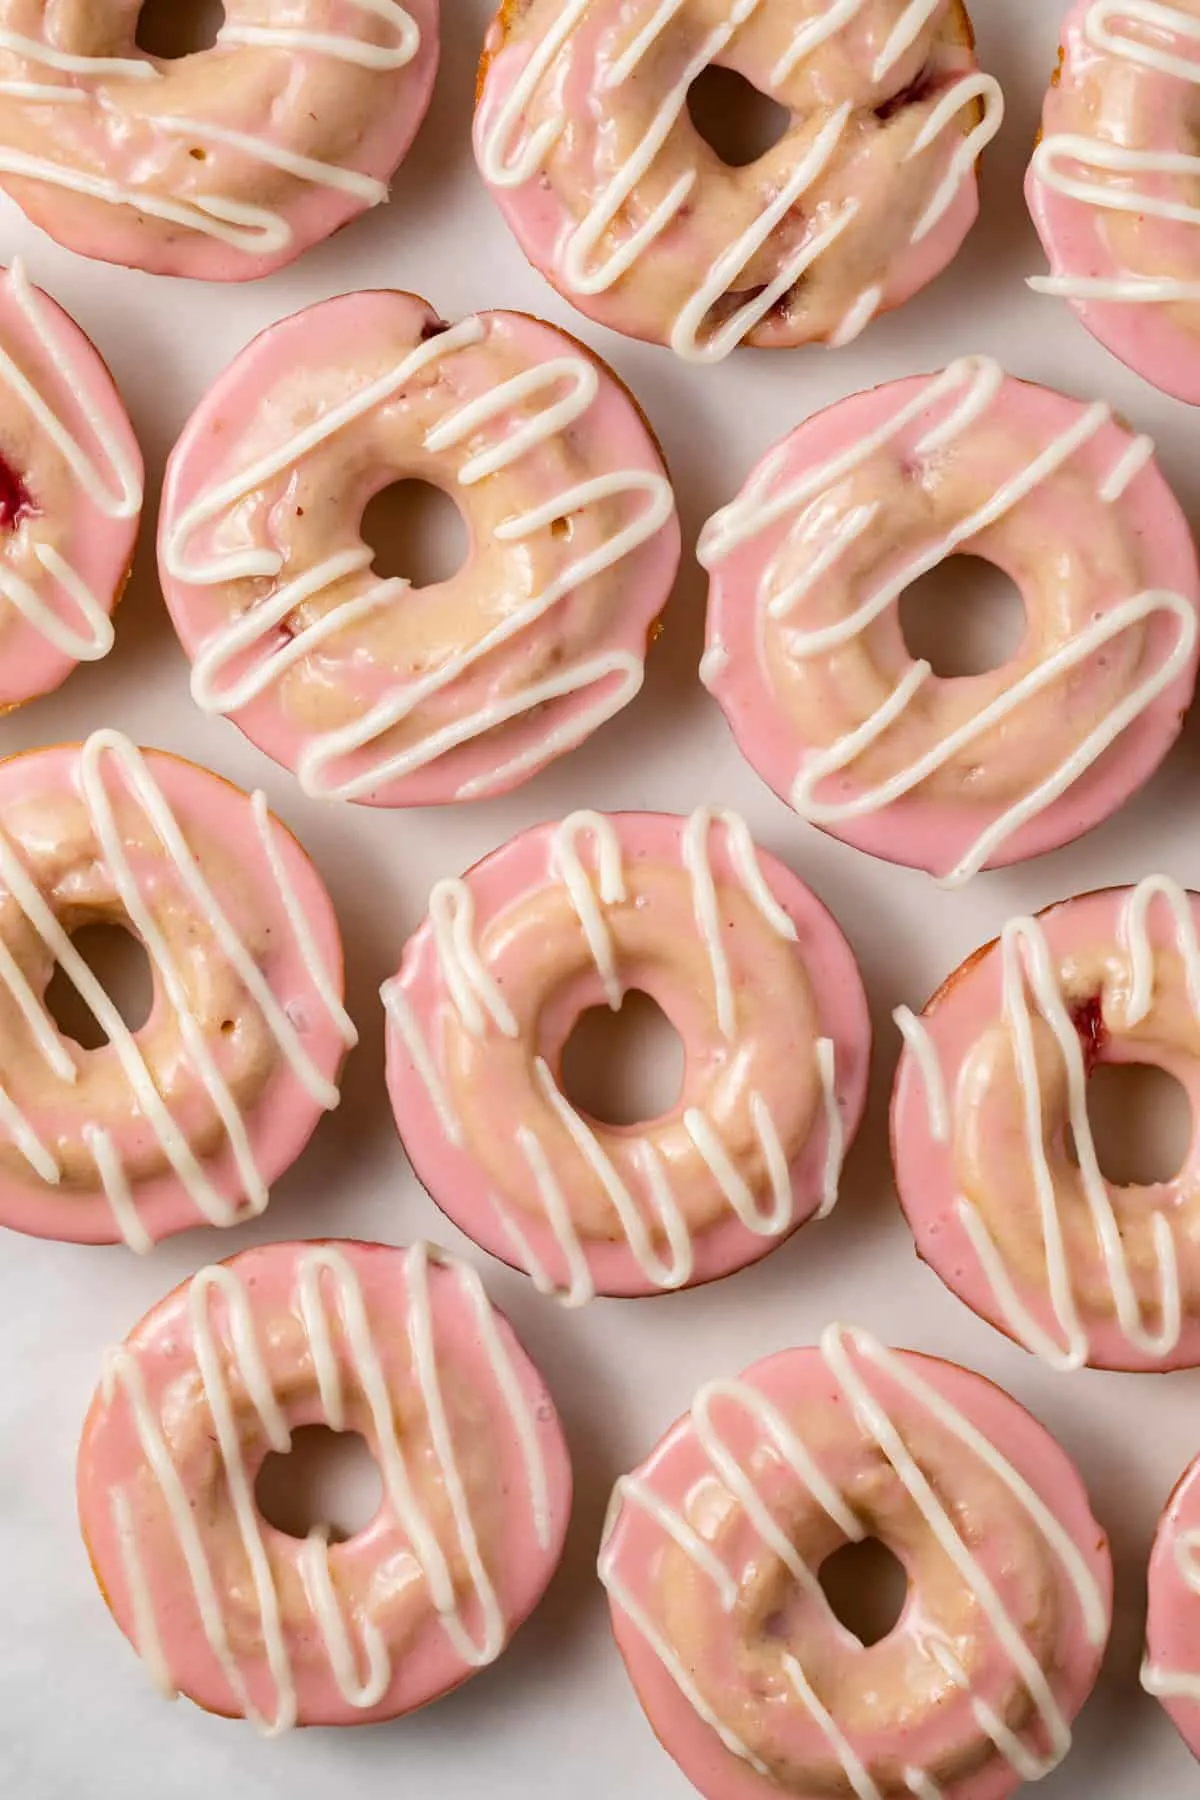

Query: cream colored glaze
<box><xmin>474</xmin><ymin>0</ymin><xmax>1003</xmax><ymax>357</ymax></box>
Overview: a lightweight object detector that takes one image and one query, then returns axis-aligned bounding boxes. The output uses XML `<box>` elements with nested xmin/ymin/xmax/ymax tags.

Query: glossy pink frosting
<box><xmin>0</xmin><ymin>741</ymin><xmax>350</xmax><ymax>1247</ymax></box>
<box><xmin>1027</xmin><ymin>0</ymin><xmax>1200</xmax><ymax>404</ymax></box>
<box><xmin>384</xmin><ymin>811</ymin><xmax>870</xmax><ymax>1298</ymax></box>
<box><xmin>159</xmin><ymin>293</ymin><xmax>680</xmax><ymax>807</ymax></box>
<box><xmin>77</xmin><ymin>1239</ymin><xmax>573</xmax><ymax>1727</ymax></box>
<box><xmin>703</xmin><ymin>367</ymin><xmax>1200</xmax><ymax>878</ymax></box>
<box><xmin>1146</xmin><ymin>1450</ymin><xmax>1200</xmax><ymax>1759</ymax></box>
<box><xmin>603</xmin><ymin>1335</ymin><xmax>1111</xmax><ymax>1800</ymax></box>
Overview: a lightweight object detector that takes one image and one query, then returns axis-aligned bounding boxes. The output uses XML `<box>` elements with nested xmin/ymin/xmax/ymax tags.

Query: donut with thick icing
<box><xmin>700</xmin><ymin>357</ymin><xmax>1200</xmax><ymax>883</ymax></box>
<box><xmin>1027</xmin><ymin>0</ymin><xmax>1200</xmax><ymax>405</ymax></box>
<box><xmin>473</xmin><ymin>0</ymin><xmax>1003</xmax><ymax>360</ymax></box>
<box><xmin>0</xmin><ymin>2</ymin><xmax>439</xmax><ymax>281</ymax></box>
<box><xmin>0</xmin><ymin>259</ymin><xmax>141</xmax><ymax>710</ymax></box>
<box><xmin>383</xmin><ymin>808</ymin><xmax>870</xmax><ymax>1302</ymax></box>
<box><xmin>1145</xmin><ymin>1450</ymin><xmax>1200</xmax><ymax>1757</ymax></box>
<box><xmin>0</xmin><ymin>730</ymin><xmax>355</xmax><ymax>1251</ymax></box>
<box><xmin>892</xmin><ymin>878</ymin><xmax>1200</xmax><ymax>1372</ymax></box>
<box><xmin>600</xmin><ymin>1327</ymin><xmax>1112</xmax><ymax>1800</ymax></box>
<box><xmin>159</xmin><ymin>291</ymin><xmax>680</xmax><ymax>807</ymax></box>
<box><xmin>77</xmin><ymin>1238</ymin><xmax>572</xmax><ymax>1730</ymax></box>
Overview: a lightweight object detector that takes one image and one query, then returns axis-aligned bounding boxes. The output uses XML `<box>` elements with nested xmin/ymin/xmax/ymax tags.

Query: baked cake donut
<box><xmin>0</xmin><ymin>258</ymin><xmax>141</xmax><ymax>710</ymax></box>
<box><xmin>700</xmin><ymin>356</ymin><xmax>1200</xmax><ymax>884</ymax></box>
<box><xmin>0</xmin><ymin>1</ymin><xmax>439</xmax><ymax>280</ymax></box>
<box><xmin>601</xmin><ymin>1327</ymin><xmax>1112</xmax><ymax>1800</ymax></box>
<box><xmin>382</xmin><ymin>808</ymin><xmax>870</xmax><ymax>1303</ymax></box>
<box><xmin>159</xmin><ymin>291</ymin><xmax>680</xmax><ymax>807</ymax></box>
<box><xmin>1028</xmin><ymin>0</ymin><xmax>1200</xmax><ymax>404</ymax></box>
<box><xmin>892</xmin><ymin>878</ymin><xmax>1200</xmax><ymax>1373</ymax></box>
<box><xmin>474</xmin><ymin>0</ymin><xmax>1003</xmax><ymax>360</ymax></box>
<box><xmin>77</xmin><ymin>1238</ymin><xmax>572</xmax><ymax>1730</ymax></box>
<box><xmin>0</xmin><ymin>730</ymin><xmax>355</xmax><ymax>1251</ymax></box>
<box><xmin>1145</xmin><ymin>1448</ymin><xmax>1200</xmax><ymax>1757</ymax></box>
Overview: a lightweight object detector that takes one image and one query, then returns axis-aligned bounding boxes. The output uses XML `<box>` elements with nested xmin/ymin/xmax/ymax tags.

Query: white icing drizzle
<box><xmin>219</xmin><ymin>0</ymin><xmax>420</xmax><ymax>70</ymax></box>
<box><xmin>102</xmin><ymin>1242</ymin><xmax>550</xmax><ymax>1731</ymax></box>
<box><xmin>478</xmin><ymin>0</ymin><xmax>1003</xmax><ymax>362</ymax></box>
<box><xmin>1030</xmin><ymin>1</ymin><xmax>1200</xmax><ymax>304</ymax></box>
<box><xmin>0</xmin><ymin>259</ymin><xmax>141</xmax><ymax>658</ymax></box>
<box><xmin>0</xmin><ymin>730</ymin><xmax>354</xmax><ymax>1247</ymax></box>
<box><xmin>167</xmin><ymin>324</ymin><xmax>673</xmax><ymax>802</ymax></box>
<box><xmin>894</xmin><ymin>1003</ymin><xmax>950</xmax><ymax>1143</ymax></box>
<box><xmin>1143</xmin><ymin>1524</ymin><xmax>1200</xmax><ymax>1698</ymax></box>
<box><xmin>683</xmin><ymin>806</ymin><xmax>799</xmax><ymax>1039</ymax></box>
<box><xmin>956</xmin><ymin>880</ymin><xmax>1193</xmax><ymax>1369</ymax></box>
<box><xmin>600</xmin><ymin>1325</ymin><xmax>1106</xmax><ymax>1794</ymax></box>
<box><xmin>551</xmin><ymin>811</ymin><xmax>627</xmax><ymax>1012</ymax></box>
<box><xmin>699</xmin><ymin>354</ymin><xmax>1195</xmax><ymax>887</ymax></box>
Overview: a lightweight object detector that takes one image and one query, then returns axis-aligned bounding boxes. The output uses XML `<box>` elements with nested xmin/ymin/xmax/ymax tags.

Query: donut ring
<box><xmin>474</xmin><ymin>0</ymin><xmax>1003</xmax><ymax>360</ymax></box>
<box><xmin>700</xmin><ymin>356</ymin><xmax>1200</xmax><ymax>884</ymax></box>
<box><xmin>600</xmin><ymin>1327</ymin><xmax>1111</xmax><ymax>1800</ymax></box>
<box><xmin>77</xmin><ymin>1238</ymin><xmax>572</xmax><ymax>1730</ymax></box>
<box><xmin>1145</xmin><ymin>1448</ymin><xmax>1200</xmax><ymax>1758</ymax></box>
<box><xmin>159</xmin><ymin>291</ymin><xmax>680</xmax><ymax>807</ymax></box>
<box><xmin>891</xmin><ymin>878</ymin><xmax>1200</xmax><ymax>1373</ymax></box>
<box><xmin>0</xmin><ymin>730</ymin><xmax>355</xmax><ymax>1250</ymax></box>
<box><xmin>383</xmin><ymin>808</ymin><xmax>870</xmax><ymax>1303</ymax></box>
<box><xmin>1028</xmin><ymin>0</ymin><xmax>1200</xmax><ymax>405</ymax></box>
<box><xmin>0</xmin><ymin>259</ymin><xmax>141</xmax><ymax>710</ymax></box>
<box><xmin>0</xmin><ymin>1</ymin><xmax>440</xmax><ymax>280</ymax></box>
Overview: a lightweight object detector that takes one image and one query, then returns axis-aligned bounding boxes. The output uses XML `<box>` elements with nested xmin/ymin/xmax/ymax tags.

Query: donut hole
<box><xmin>560</xmin><ymin>990</ymin><xmax>685</xmax><ymax>1126</ymax></box>
<box><xmin>255</xmin><ymin>1428</ymin><xmax>383</xmax><ymax>1544</ymax></box>
<box><xmin>818</xmin><ymin>1537</ymin><xmax>909</xmax><ymax>1647</ymax></box>
<box><xmin>1067</xmin><ymin>1061</ymin><xmax>1193</xmax><ymax>1186</ymax></box>
<box><xmin>136</xmin><ymin>0</ymin><xmax>225</xmax><ymax>59</ymax></box>
<box><xmin>687</xmin><ymin>67</ymin><xmax>790</xmax><ymax>168</ymax></box>
<box><xmin>898</xmin><ymin>556</ymin><xmax>1027</xmax><ymax>678</ymax></box>
<box><xmin>361</xmin><ymin>479</ymin><xmax>470</xmax><ymax>590</ymax></box>
<box><xmin>45</xmin><ymin>923</ymin><xmax>154</xmax><ymax>1051</ymax></box>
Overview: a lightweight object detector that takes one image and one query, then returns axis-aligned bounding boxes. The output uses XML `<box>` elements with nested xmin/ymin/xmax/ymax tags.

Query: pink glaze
<box><xmin>1145</xmin><ymin>1449</ymin><xmax>1200</xmax><ymax>1757</ymax></box>
<box><xmin>601</xmin><ymin>1331</ymin><xmax>1112</xmax><ymax>1800</ymax></box>
<box><xmin>1027</xmin><ymin>0</ymin><xmax>1200</xmax><ymax>406</ymax></box>
<box><xmin>891</xmin><ymin>881</ymin><xmax>1200</xmax><ymax>1373</ymax></box>
<box><xmin>0</xmin><ymin>261</ymin><xmax>141</xmax><ymax>708</ymax></box>
<box><xmin>0</xmin><ymin>2</ymin><xmax>440</xmax><ymax>281</ymax></box>
<box><xmin>77</xmin><ymin>1238</ymin><xmax>573</xmax><ymax>1729</ymax></box>
<box><xmin>0</xmin><ymin>733</ymin><xmax>354</xmax><ymax>1250</ymax></box>
<box><xmin>159</xmin><ymin>292</ymin><xmax>680</xmax><ymax>808</ymax></box>
<box><xmin>473</xmin><ymin>0</ymin><xmax>1003</xmax><ymax>359</ymax></box>
<box><xmin>383</xmin><ymin>809</ymin><xmax>870</xmax><ymax>1301</ymax></box>
<box><xmin>701</xmin><ymin>360</ymin><xmax>1200</xmax><ymax>882</ymax></box>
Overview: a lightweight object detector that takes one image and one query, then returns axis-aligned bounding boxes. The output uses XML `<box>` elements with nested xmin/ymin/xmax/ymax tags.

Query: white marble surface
<box><xmin>2</xmin><ymin>3</ymin><xmax>1200</xmax><ymax>1796</ymax></box>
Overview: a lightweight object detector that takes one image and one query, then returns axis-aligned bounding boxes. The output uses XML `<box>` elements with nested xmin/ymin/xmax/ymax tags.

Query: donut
<box><xmin>159</xmin><ymin>291</ymin><xmax>680</xmax><ymax>807</ymax></box>
<box><xmin>600</xmin><ymin>1326</ymin><xmax>1112</xmax><ymax>1800</ymax></box>
<box><xmin>1145</xmin><ymin>1449</ymin><xmax>1200</xmax><ymax>1758</ymax></box>
<box><xmin>0</xmin><ymin>258</ymin><xmax>141</xmax><ymax>710</ymax></box>
<box><xmin>0</xmin><ymin>2</ymin><xmax>440</xmax><ymax>280</ymax></box>
<box><xmin>1027</xmin><ymin>0</ymin><xmax>1200</xmax><ymax>405</ymax></box>
<box><xmin>890</xmin><ymin>877</ymin><xmax>1200</xmax><ymax>1373</ymax></box>
<box><xmin>699</xmin><ymin>356</ymin><xmax>1200</xmax><ymax>884</ymax></box>
<box><xmin>77</xmin><ymin>1238</ymin><xmax>572</xmax><ymax>1730</ymax></box>
<box><xmin>0</xmin><ymin>729</ymin><xmax>355</xmax><ymax>1251</ymax></box>
<box><xmin>473</xmin><ymin>0</ymin><xmax>1004</xmax><ymax>360</ymax></box>
<box><xmin>382</xmin><ymin>808</ymin><xmax>870</xmax><ymax>1303</ymax></box>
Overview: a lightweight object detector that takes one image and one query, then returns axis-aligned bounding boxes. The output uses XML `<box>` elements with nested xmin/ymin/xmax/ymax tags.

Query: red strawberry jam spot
<box><xmin>1070</xmin><ymin>994</ymin><xmax>1107</xmax><ymax>1070</ymax></box>
<box><xmin>0</xmin><ymin>453</ymin><xmax>32</xmax><ymax>529</ymax></box>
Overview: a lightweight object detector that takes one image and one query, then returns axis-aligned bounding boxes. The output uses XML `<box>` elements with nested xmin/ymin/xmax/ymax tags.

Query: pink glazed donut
<box><xmin>1145</xmin><ymin>1450</ymin><xmax>1200</xmax><ymax>1758</ymax></box>
<box><xmin>159</xmin><ymin>291</ymin><xmax>680</xmax><ymax>807</ymax></box>
<box><xmin>891</xmin><ymin>878</ymin><xmax>1200</xmax><ymax>1373</ymax></box>
<box><xmin>77</xmin><ymin>1238</ymin><xmax>572</xmax><ymax>1730</ymax></box>
<box><xmin>0</xmin><ymin>258</ymin><xmax>141</xmax><ymax>709</ymax></box>
<box><xmin>0</xmin><ymin>1</ymin><xmax>439</xmax><ymax>281</ymax></box>
<box><xmin>600</xmin><ymin>1327</ymin><xmax>1112</xmax><ymax>1800</ymax></box>
<box><xmin>474</xmin><ymin>0</ymin><xmax>1003</xmax><ymax>361</ymax></box>
<box><xmin>383</xmin><ymin>809</ymin><xmax>870</xmax><ymax>1303</ymax></box>
<box><xmin>0</xmin><ymin>730</ymin><xmax>355</xmax><ymax>1251</ymax></box>
<box><xmin>700</xmin><ymin>356</ymin><xmax>1200</xmax><ymax>884</ymax></box>
<box><xmin>1027</xmin><ymin>0</ymin><xmax>1200</xmax><ymax>405</ymax></box>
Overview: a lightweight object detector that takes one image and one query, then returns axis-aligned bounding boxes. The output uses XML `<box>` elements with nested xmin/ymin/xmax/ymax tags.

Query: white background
<box><xmin>3</xmin><ymin>1</ymin><xmax>1200</xmax><ymax>1795</ymax></box>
